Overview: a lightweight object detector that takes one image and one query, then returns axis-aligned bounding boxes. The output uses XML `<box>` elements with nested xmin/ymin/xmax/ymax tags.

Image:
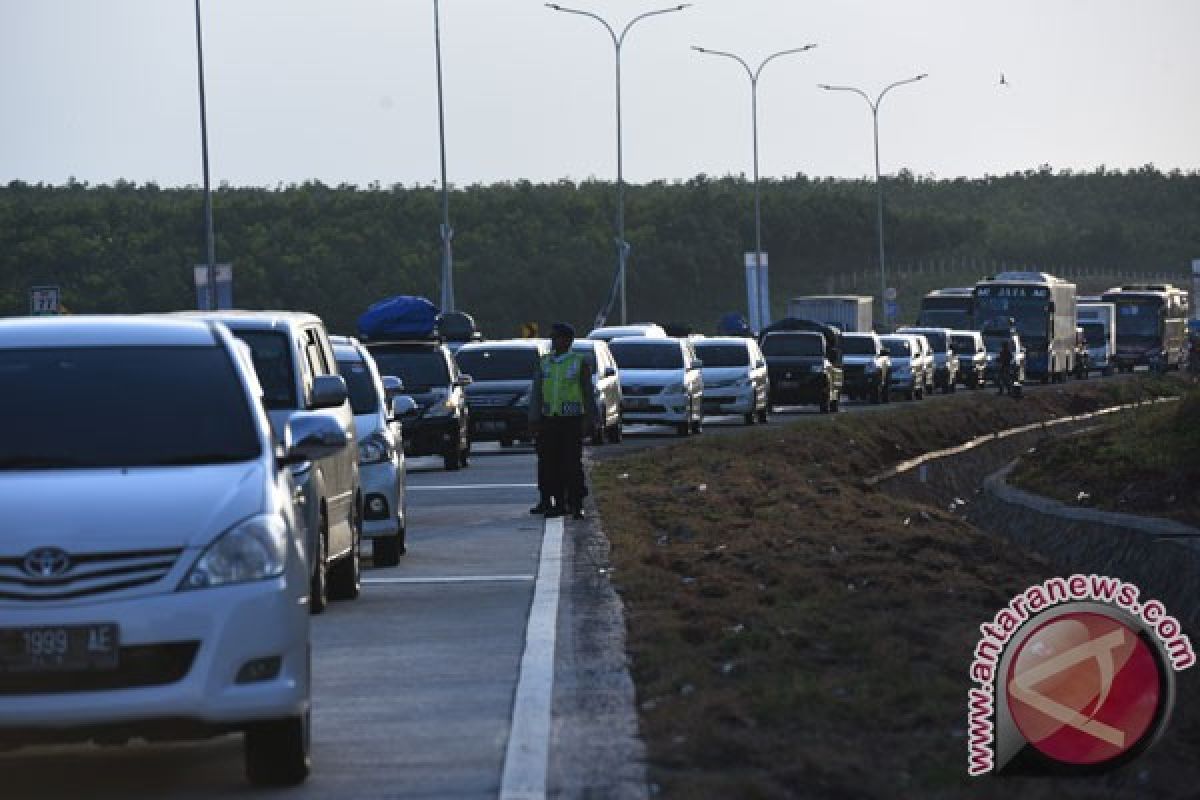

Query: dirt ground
<box><xmin>591</xmin><ymin>374</ymin><xmax>1200</xmax><ymax>799</ymax></box>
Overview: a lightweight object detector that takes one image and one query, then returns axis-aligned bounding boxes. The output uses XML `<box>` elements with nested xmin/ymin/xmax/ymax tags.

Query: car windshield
<box><xmin>230</xmin><ymin>330</ymin><xmax>297</xmax><ymax>410</ymax></box>
<box><xmin>0</xmin><ymin>345</ymin><xmax>260</xmax><ymax>469</ymax></box>
<box><xmin>367</xmin><ymin>348</ymin><xmax>451</xmax><ymax>391</ymax></box>
<box><xmin>455</xmin><ymin>348</ymin><xmax>541</xmax><ymax>381</ymax></box>
<box><xmin>694</xmin><ymin>344</ymin><xmax>749</xmax><ymax>367</ymax></box>
<box><xmin>1080</xmin><ymin>323</ymin><xmax>1108</xmax><ymax>347</ymax></box>
<box><xmin>951</xmin><ymin>335</ymin><xmax>978</xmax><ymax>354</ymax></box>
<box><xmin>762</xmin><ymin>334</ymin><xmax>824</xmax><ymax>357</ymax></box>
<box><xmin>609</xmin><ymin>342</ymin><xmax>683</xmax><ymax>369</ymax></box>
<box><xmin>882</xmin><ymin>338</ymin><xmax>911</xmax><ymax>356</ymax></box>
<box><xmin>908</xmin><ymin>331</ymin><xmax>947</xmax><ymax>351</ymax></box>
<box><xmin>984</xmin><ymin>335</ymin><xmax>1016</xmax><ymax>353</ymax></box>
<box><xmin>841</xmin><ymin>336</ymin><xmax>879</xmax><ymax>355</ymax></box>
<box><xmin>337</xmin><ymin>358</ymin><xmax>379</xmax><ymax>415</ymax></box>
<box><xmin>1114</xmin><ymin>300</ymin><xmax>1163</xmax><ymax>338</ymax></box>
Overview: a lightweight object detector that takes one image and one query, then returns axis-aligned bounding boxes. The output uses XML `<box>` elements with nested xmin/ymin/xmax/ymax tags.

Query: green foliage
<box><xmin>2</xmin><ymin>167</ymin><xmax>1197</xmax><ymax>336</ymax></box>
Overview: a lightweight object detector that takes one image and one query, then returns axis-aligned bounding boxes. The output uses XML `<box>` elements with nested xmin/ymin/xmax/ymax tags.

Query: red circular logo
<box><xmin>1006</xmin><ymin>611</ymin><xmax>1163</xmax><ymax>766</ymax></box>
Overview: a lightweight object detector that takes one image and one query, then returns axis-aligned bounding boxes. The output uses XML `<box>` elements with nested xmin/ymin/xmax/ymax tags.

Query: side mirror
<box><xmin>310</xmin><ymin>374</ymin><xmax>348</xmax><ymax>410</ymax></box>
<box><xmin>604</xmin><ymin>366</ymin><xmax>617</xmax><ymax>378</ymax></box>
<box><xmin>692</xmin><ymin>359</ymin><xmax>704</xmax><ymax>369</ymax></box>
<box><xmin>755</xmin><ymin>359</ymin><xmax>766</xmax><ymax>369</ymax></box>
<box><xmin>455</xmin><ymin>374</ymin><xmax>473</xmax><ymax>387</ymax></box>
<box><xmin>381</xmin><ymin>375</ymin><xmax>405</xmax><ymax>398</ymax></box>
<box><xmin>880</xmin><ymin>347</ymin><xmax>890</xmax><ymax>356</ymax></box>
<box><xmin>280</xmin><ymin>412</ymin><xmax>349</xmax><ymax>466</ymax></box>
<box><xmin>390</xmin><ymin>394</ymin><xmax>419</xmax><ymax>420</ymax></box>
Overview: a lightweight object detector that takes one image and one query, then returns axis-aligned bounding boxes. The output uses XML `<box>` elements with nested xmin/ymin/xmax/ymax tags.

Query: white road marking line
<box><xmin>499</xmin><ymin>515</ymin><xmax>563</xmax><ymax>800</ymax></box>
<box><xmin>408</xmin><ymin>483</ymin><xmax>539</xmax><ymax>490</ymax></box>
<box><xmin>363</xmin><ymin>575</ymin><xmax>535</xmax><ymax>585</ymax></box>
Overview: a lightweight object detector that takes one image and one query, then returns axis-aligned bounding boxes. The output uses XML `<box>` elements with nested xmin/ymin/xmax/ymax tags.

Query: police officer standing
<box><xmin>529</xmin><ymin>323</ymin><xmax>594</xmax><ymax>519</ymax></box>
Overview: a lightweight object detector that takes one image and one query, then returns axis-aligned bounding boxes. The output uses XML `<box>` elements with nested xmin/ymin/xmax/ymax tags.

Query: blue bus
<box><xmin>974</xmin><ymin>271</ymin><xmax>1077</xmax><ymax>382</ymax></box>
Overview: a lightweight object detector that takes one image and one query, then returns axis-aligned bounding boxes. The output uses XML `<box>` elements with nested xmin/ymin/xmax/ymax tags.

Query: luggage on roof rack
<box><xmin>357</xmin><ymin>296</ymin><xmax>440</xmax><ymax>341</ymax></box>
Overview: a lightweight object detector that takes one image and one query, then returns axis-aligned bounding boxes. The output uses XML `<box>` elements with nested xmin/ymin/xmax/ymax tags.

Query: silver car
<box><xmin>0</xmin><ymin>316</ymin><xmax>349</xmax><ymax>785</ymax></box>
<box><xmin>571</xmin><ymin>338</ymin><xmax>624</xmax><ymax>444</ymax></box>
<box><xmin>693</xmin><ymin>336</ymin><xmax>769</xmax><ymax>424</ymax></box>
<box><xmin>181</xmin><ymin>311</ymin><xmax>361</xmax><ymax>614</ymax></box>
<box><xmin>332</xmin><ymin>335</ymin><xmax>410</xmax><ymax>567</ymax></box>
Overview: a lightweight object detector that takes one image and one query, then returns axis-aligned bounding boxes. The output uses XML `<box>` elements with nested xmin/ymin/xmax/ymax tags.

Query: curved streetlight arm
<box><xmin>818</xmin><ymin>83</ymin><xmax>874</xmax><ymax>111</ymax></box>
<box><xmin>620</xmin><ymin>5</ymin><xmax>691</xmax><ymax>46</ymax></box>
<box><xmin>546</xmin><ymin>4</ymin><xmax>690</xmax><ymax>48</ymax></box>
<box><xmin>691</xmin><ymin>46</ymin><xmax>753</xmax><ymax>81</ymax></box>
<box><xmin>755</xmin><ymin>44</ymin><xmax>816</xmax><ymax>83</ymax></box>
<box><xmin>876</xmin><ymin>73</ymin><xmax>928</xmax><ymax>112</ymax></box>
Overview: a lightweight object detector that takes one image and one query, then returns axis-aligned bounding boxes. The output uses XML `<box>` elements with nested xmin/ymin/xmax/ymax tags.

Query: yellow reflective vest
<box><xmin>539</xmin><ymin>352</ymin><xmax>586</xmax><ymax>417</ymax></box>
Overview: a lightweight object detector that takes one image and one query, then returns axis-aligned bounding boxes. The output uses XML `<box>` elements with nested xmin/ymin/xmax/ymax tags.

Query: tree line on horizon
<box><xmin>1</xmin><ymin>165</ymin><xmax>1197</xmax><ymax>336</ymax></box>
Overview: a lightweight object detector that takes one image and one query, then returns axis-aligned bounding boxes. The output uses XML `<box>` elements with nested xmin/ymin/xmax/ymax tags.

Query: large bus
<box><xmin>917</xmin><ymin>287</ymin><xmax>974</xmax><ymax>329</ymax></box>
<box><xmin>973</xmin><ymin>271</ymin><xmax>1077</xmax><ymax>382</ymax></box>
<box><xmin>1100</xmin><ymin>284</ymin><xmax>1190</xmax><ymax>371</ymax></box>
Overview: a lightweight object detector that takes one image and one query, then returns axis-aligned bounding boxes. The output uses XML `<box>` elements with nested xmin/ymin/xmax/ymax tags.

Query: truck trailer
<box><xmin>784</xmin><ymin>295</ymin><xmax>873</xmax><ymax>333</ymax></box>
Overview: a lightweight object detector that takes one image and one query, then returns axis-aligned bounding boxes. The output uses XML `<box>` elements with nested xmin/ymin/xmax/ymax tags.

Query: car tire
<box><xmin>676</xmin><ymin>420</ymin><xmax>690</xmax><ymax>437</ymax></box>
<box><xmin>690</xmin><ymin>415</ymin><xmax>703</xmax><ymax>434</ymax></box>
<box><xmin>830</xmin><ymin>397</ymin><xmax>840</xmax><ymax>413</ymax></box>
<box><xmin>443</xmin><ymin>446</ymin><xmax>461</xmax><ymax>471</ymax></box>
<box><xmin>757</xmin><ymin>406</ymin><xmax>769</xmax><ymax>423</ymax></box>
<box><xmin>607</xmin><ymin>420</ymin><xmax>623</xmax><ymax>443</ymax></box>
<box><xmin>591</xmin><ymin>427</ymin><xmax>605</xmax><ymax>446</ymax></box>
<box><xmin>819</xmin><ymin>395</ymin><xmax>831</xmax><ymax>414</ymax></box>
<box><xmin>309</xmin><ymin>519</ymin><xmax>328</xmax><ymax>615</ymax></box>
<box><xmin>328</xmin><ymin>512</ymin><xmax>361</xmax><ymax>602</ymax></box>
<box><xmin>459</xmin><ymin>442</ymin><xmax>470</xmax><ymax>467</ymax></box>
<box><xmin>245</xmin><ymin>712</ymin><xmax>310</xmax><ymax>787</ymax></box>
<box><xmin>500</xmin><ymin>437</ymin><xmax>513</xmax><ymax>448</ymax></box>
<box><xmin>373</xmin><ymin>534</ymin><xmax>402</xmax><ymax>568</ymax></box>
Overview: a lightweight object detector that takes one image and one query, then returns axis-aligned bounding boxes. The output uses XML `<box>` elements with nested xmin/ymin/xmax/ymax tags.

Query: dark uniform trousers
<box><xmin>538</xmin><ymin>415</ymin><xmax>586</xmax><ymax>509</ymax></box>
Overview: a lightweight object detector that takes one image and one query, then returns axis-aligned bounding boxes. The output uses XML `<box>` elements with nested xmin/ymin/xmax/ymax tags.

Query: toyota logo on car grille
<box><xmin>22</xmin><ymin>547</ymin><xmax>71</xmax><ymax>579</ymax></box>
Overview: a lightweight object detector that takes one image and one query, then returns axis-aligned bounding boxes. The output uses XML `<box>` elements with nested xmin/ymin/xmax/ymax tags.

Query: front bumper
<box><xmin>402</xmin><ymin>415</ymin><xmax>462</xmax><ymax>457</ymax></box>
<box><xmin>0</xmin><ymin>573</ymin><xmax>309</xmax><ymax>736</ymax></box>
<box><xmin>933</xmin><ymin>365</ymin><xmax>957</xmax><ymax>387</ymax></box>
<box><xmin>768</xmin><ymin>375</ymin><xmax>827</xmax><ymax>404</ymax></box>
<box><xmin>622</xmin><ymin>392</ymin><xmax>692</xmax><ymax>423</ymax></box>
<box><xmin>359</xmin><ymin>460</ymin><xmax>401</xmax><ymax>539</ymax></box>
<box><xmin>702</xmin><ymin>387</ymin><xmax>756</xmax><ymax>415</ymax></box>
<box><xmin>468</xmin><ymin>406</ymin><xmax>531</xmax><ymax>442</ymax></box>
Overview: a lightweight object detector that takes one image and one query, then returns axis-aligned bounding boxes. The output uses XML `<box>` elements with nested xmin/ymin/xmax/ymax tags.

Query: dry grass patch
<box><xmin>593</xmin><ymin>375</ymin><xmax>1200</xmax><ymax>798</ymax></box>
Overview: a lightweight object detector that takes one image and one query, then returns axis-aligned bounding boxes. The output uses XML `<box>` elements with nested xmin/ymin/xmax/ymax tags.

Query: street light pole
<box><xmin>818</xmin><ymin>74</ymin><xmax>927</xmax><ymax>329</ymax></box>
<box><xmin>193</xmin><ymin>0</ymin><xmax>216</xmax><ymax>311</ymax></box>
<box><xmin>433</xmin><ymin>0</ymin><xmax>454</xmax><ymax>313</ymax></box>
<box><xmin>693</xmin><ymin>44</ymin><xmax>816</xmax><ymax>329</ymax></box>
<box><xmin>547</xmin><ymin>3</ymin><xmax>690</xmax><ymax>326</ymax></box>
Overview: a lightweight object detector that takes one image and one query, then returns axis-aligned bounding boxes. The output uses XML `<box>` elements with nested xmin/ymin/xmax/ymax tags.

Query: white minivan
<box><xmin>608</xmin><ymin>336</ymin><xmax>704</xmax><ymax>436</ymax></box>
<box><xmin>693</xmin><ymin>336</ymin><xmax>769</xmax><ymax>425</ymax></box>
<box><xmin>0</xmin><ymin>316</ymin><xmax>348</xmax><ymax>785</ymax></box>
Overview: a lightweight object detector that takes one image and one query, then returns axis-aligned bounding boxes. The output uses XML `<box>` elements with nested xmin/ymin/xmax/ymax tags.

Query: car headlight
<box><xmin>662</xmin><ymin>383</ymin><xmax>685</xmax><ymax>394</ymax></box>
<box><xmin>359</xmin><ymin>432</ymin><xmax>394</xmax><ymax>465</ymax></box>
<box><xmin>179</xmin><ymin>514</ymin><xmax>288</xmax><ymax>590</ymax></box>
<box><xmin>426</xmin><ymin>397</ymin><xmax>455</xmax><ymax>416</ymax></box>
<box><xmin>516</xmin><ymin>391</ymin><xmax>532</xmax><ymax>407</ymax></box>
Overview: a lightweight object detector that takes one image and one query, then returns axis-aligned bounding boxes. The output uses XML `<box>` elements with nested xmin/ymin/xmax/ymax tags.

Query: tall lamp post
<box><xmin>433</xmin><ymin>0</ymin><xmax>454</xmax><ymax>313</ymax></box>
<box><xmin>818</xmin><ymin>74</ymin><xmax>927</xmax><ymax>328</ymax></box>
<box><xmin>546</xmin><ymin>3</ymin><xmax>690</xmax><ymax>326</ymax></box>
<box><xmin>693</xmin><ymin>43</ymin><xmax>816</xmax><ymax>329</ymax></box>
<box><xmin>193</xmin><ymin>0</ymin><xmax>216</xmax><ymax>310</ymax></box>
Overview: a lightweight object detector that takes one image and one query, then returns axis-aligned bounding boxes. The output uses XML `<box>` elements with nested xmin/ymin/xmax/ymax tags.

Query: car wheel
<box><xmin>691</xmin><ymin>415</ymin><xmax>703</xmax><ymax>434</ymax></box>
<box><xmin>373</xmin><ymin>534</ymin><xmax>402</xmax><ymax>568</ymax></box>
<box><xmin>245</xmin><ymin>711</ymin><xmax>311</xmax><ymax>787</ymax></box>
<box><xmin>309</xmin><ymin>518</ymin><xmax>328</xmax><ymax>615</ymax></box>
<box><xmin>948</xmin><ymin>379</ymin><xmax>957</xmax><ymax>393</ymax></box>
<box><xmin>830</xmin><ymin>397</ymin><xmax>840</xmax><ymax>413</ymax></box>
<box><xmin>443</xmin><ymin>445</ymin><xmax>461</xmax><ymax>471</ymax></box>
<box><xmin>744</xmin><ymin>412</ymin><xmax>756</xmax><ymax>425</ymax></box>
<box><xmin>819</xmin><ymin>395</ymin><xmax>831</xmax><ymax>414</ymax></box>
<box><xmin>607</xmin><ymin>419</ymin><xmax>623</xmax><ymax>443</ymax></box>
<box><xmin>328</xmin><ymin>509</ymin><xmax>361</xmax><ymax>602</ymax></box>
<box><xmin>500</xmin><ymin>437</ymin><xmax>513</xmax><ymax>448</ymax></box>
<box><xmin>459</xmin><ymin>441</ymin><xmax>470</xmax><ymax>467</ymax></box>
<box><xmin>591</xmin><ymin>426</ymin><xmax>605</xmax><ymax>446</ymax></box>
<box><xmin>757</xmin><ymin>406</ymin><xmax>769</xmax><ymax>423</ymax></box>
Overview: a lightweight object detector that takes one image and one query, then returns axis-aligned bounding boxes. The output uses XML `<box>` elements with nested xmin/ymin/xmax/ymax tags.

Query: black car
<box><xmin>454</xmin><ymin>339</ymin><xmax>551</xmax><ymax>447</ymax></box>
<box><xmin>761</xmin><ymin>329</ymin><xmax>843</xmax><ymax>413</ymax></box>
<box><xmin>363</xmin><ymin>339</ymin><xmax>472</xmax><ymax>470</ymax></box>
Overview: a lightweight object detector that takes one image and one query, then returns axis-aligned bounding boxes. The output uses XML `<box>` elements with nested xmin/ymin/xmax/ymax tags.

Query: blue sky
<box><xmin>2</xmin><ymin>0</ymin><xmax>1198</xmax><ymax>187</ymax></box>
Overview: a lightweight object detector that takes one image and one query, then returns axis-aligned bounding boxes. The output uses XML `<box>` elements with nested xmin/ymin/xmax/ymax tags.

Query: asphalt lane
<box><xmin>0</xmin><ymin>445</ymin><xmax>546</xmax><ymax>800</ymax></box>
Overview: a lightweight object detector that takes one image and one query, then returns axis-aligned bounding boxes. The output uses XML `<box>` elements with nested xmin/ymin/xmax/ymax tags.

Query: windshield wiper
<box><xmin>143</xmin><ymin>453</ymin><xmax>253</xmax><ymax>466</ymax></box>
<box><xmin>0</xmin><ymin>455</ymin><xmax>96</xmax><ymax>469</ymax></box>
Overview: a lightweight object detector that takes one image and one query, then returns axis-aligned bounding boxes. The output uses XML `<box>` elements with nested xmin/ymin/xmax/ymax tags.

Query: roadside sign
<box><xmin>30</xmin><ymin>285</ymin><xmax>60</xmax><ymax>316</ymax></box>
<box><xmin>885</xmin><ymin>287</ymin><xmax>897</xmax><ymax>301</ymax></box>
<box><xmin>193</xmin><ymin>264</ymin><xmax>234</xmax><ymax>311</ymax></box>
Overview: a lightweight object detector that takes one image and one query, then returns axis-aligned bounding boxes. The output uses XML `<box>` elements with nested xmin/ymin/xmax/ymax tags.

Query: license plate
<box><xmin>778</xmin><ymin>380</ymin><xmax>800</xmax><ymax>389</ymax></box>
<box><xmin>625</xmin><ymin>397</ymin><xmax>650</xmax><ymax>409</ymax></box>
<box><xmin>476</xmin><ymin>420</ymin><xmax>507</xmax><ymax>433</ymax></box>
<box><xmin>0</xmin><ymin>624</ymin><xmax>119</xmax><ymax>672</ymax></box>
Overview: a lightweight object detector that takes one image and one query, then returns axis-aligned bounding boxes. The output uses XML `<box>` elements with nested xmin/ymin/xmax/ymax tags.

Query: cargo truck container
<box><xmin>784</xmin><ymin>295</ymin><xmax>873</xmax><ymax>332</ymax></box>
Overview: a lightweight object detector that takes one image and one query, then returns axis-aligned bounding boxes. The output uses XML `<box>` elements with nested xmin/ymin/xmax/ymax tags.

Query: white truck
<box><xmin>785</xmin><ymin>295</ymin><xmax>873</xmax><ymax>332</ymax></box>
<box><xmin>1077</xmin><ymin>302</ymin><xmax>1116</xmax><ymax>376</ymax></box>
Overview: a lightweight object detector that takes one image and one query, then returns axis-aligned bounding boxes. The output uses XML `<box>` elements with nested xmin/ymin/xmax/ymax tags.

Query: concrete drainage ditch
<box><xmin>869</xmin><ymin>396</ymin><xmax>1200</xmax><ymax>625</ymax></box>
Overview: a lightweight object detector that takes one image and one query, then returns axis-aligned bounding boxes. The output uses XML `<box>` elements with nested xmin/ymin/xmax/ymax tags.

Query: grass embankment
<box><xmin>591</xmin><ymin>375</ymin><xmax>1199</xmax><ymax>799</ymax></box>
<box><xmin>1011</xmin><ymin>383</ymin><xmax>1200</xmax><ymax>528</ymax></box>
